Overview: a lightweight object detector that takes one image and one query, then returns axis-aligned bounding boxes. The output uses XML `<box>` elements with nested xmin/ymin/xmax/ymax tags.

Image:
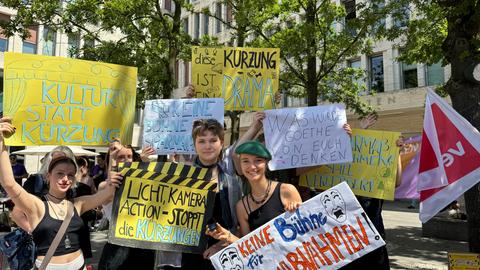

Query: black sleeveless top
<box><xmin>243</xmin><ymin>183</ymin><xmax>284</xmax><ymax>231</ymax></box>
<box><xmin>32</xmin><ymin>200</ymin><xmax>84</xmax><ymax>256</ymax></box>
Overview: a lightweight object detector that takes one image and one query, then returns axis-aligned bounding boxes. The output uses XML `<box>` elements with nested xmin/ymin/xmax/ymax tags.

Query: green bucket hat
<box><xmin>235</xmin><ymin>140</ymin><xmax>272</xmax><ymax>160</ymax></box>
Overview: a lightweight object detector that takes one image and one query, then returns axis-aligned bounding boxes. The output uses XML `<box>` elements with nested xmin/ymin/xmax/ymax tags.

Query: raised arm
<box><xmin>75</xmin><ymin>171</ymin><xmax>123</xmax><ymax>214</ymax></box>
<box><xmin>0</xmin><ymin>118</ymin><xmax>42</xmax><ymax>221</ymax></box>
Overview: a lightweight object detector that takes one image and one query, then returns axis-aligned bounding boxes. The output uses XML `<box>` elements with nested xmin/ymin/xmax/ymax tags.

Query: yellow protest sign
<box><xmin>448</xmin><ymin>252</ymin><xmax>480</xmax><ymax>270</ymax></box>
<box><xmin>110</xmin><ymin>162</ymin><xmax>216</xmax><ymax>253</ymax></box>
<box><xmin>191</xmin><ymin>46</ymin><xmax>280</xmax><ymax>111</ymax></box>
<box><xmin>299</xmin><ymin>129</ymin><xmax>401</xmax><ymax>200</ymax></box>
<box><xmin>3</xmin><ymin>53</ymin><xmax>137</xmax><ymax>146</ymax></box>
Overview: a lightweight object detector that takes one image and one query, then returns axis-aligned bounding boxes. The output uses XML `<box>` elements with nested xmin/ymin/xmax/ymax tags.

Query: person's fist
<box><xmin>0</xmin><ymin>117</ymin><xmax>15</xmax><ymax>138</ymax></box>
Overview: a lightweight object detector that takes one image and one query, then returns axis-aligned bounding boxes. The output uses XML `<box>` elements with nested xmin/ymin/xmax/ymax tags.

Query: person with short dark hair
<box><xmin>10</xmin><ymin>154</ymin><xmax>28</xmax><ymax>186</ymax></box>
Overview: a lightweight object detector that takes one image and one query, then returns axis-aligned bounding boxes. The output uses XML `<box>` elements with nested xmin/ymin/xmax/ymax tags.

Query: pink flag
<box><xmin>418</xmin><ymin>90</ymin><xmax>480</xmax><ymax>223</ymax></box>
<box><xmin>394</xmin><ymin>136</ymin><xmax>421</xmax><ymax>199</ymax></box>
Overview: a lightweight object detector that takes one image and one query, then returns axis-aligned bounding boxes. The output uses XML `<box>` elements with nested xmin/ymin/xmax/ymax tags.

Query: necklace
<box><xmin>250</xmin><ymin>180</ymin><xmax>272</xmax><ymax>205</ymax></box>
<box><xmin>48</xmin><ymin>192</ymin><xmax>65</xmax><ymax>201</ymax></box>
<box><xmin>46</xmin><ymin>196</ymin><xmax>66</xmax><ymax>217</ymax></box>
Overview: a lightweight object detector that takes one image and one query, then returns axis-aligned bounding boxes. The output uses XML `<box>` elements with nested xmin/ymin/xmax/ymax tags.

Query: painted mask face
<box><xmin>219</xmin><ymin>247</ymin><xmax>244</xmax><ymax>270</ymax></box>
<box><xmin>321</xmin><ymin>189</ymin><xmax>347</xmax><ymax>223</ymax></box>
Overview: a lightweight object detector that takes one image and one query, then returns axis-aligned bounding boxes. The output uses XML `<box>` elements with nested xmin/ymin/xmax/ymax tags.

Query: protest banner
<box><xmin>3</xmin><ymin>53</ymin><xmax>137</xmax><ymax>146</ymax></box>
<box><xmin>143</xmin><ymin>98</ymin><xmax>224</xmax><ymax>154</ymax></box>
<box><xmin>109</xmin><ymin>162</ymin><xmax>216</xmax><ymax>253</ymax></box>
<box><xmin>191</xmin><ymin>46</ymin><xmax>280</xmax><ymax>111</ymax></box>
<box><xmin>299</xmin><ymin>129</ymin><xmax>400</xmax><ymax>200</ymax></box>
<box><xmin>210</xmin><ymin>182</ymin><xmax>385</xmax><ymax>270</ymax></box>
<box><xmin>262</xmin><ymin>104</ymin><xmax>352</xmax><ymax>170</ymax></box>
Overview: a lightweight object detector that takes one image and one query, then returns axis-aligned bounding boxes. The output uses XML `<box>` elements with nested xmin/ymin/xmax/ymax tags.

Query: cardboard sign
<box><xmin>448</xmin><ymin>252</ymin><xmax>480</xmax><ymax>270</ymax></box>
<box><xmin>143</xmin><ymin>98</ymin><xmax>224</xmax><ymax>154</ymax></box>
<box><xmin>191</xmin><ymin>46</ymin><xmax>280</xmax><ymax>111</ymax></box>
<box><xmin>3</xmin><ymin>53</ymin><xmax>137</xmax><ymax>146</ymax></box>
<box><xmin>109</xmin><ymin>162</ymin><xmax>216</xmax><ymax>253</ymax></box>
<box><xmin>210</xmin><ymin>182</ymin><xmax>385</xmax><ymax>270</ymax></box>
<box><xmin>263</xmin><ymin>105</ymin><xmax>352</xmax><ymax>170</ymax></box>
<box><xmin>299</xmin><ymin>129</ymin><xmax>401</xmax><ymax>200</ymax></box>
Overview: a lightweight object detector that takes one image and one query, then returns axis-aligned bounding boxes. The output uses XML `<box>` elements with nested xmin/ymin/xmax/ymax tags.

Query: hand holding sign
<box><xmin>0</xmin><ymin>117</ymin><xmax>15</xmax><ymax>139</ymax></box>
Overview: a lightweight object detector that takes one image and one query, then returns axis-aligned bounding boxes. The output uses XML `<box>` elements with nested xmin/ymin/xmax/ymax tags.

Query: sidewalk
<box><xmin>86</xmin><ymin>200</ymin><xmax>470</xmax><ymax>270</ymax></box>
<box><xmin>383</xmin><ymin>200</ymin><xmax>468</xmax><ymax>270</ymax></box>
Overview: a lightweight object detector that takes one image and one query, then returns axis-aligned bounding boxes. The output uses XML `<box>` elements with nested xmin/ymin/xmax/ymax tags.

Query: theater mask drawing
<box><xmin>321</xmin><ymin>189</ymin><xmax>347</xmax><ymax>223</ymax></box>
<box><xmin>219</xmin><ymin>247</ymin><xmax>244</xmax><ymax>270</ymax></box>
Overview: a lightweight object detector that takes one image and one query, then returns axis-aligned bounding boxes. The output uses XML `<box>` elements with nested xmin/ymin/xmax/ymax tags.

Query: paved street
<box><xmin>85</xmin><ymin>200</ymin><xmax>470</xmax><ymax>270</ymax></box>
<box><xmin>384</xmin><ymin>200</ymin><xmax>468</xmax><ymax>270</ymax></box>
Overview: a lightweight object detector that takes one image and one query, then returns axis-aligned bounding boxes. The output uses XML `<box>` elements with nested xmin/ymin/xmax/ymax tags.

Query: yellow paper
<box><xmin>449</xmin><ymin>252</ymin><xmax>480</xmax><ymax>270</ymax></box>
<box><xmin>191</xmin><ymin>46</ymin><xmax>280</xmax><ymax>111</ymax></box>
<box><xmin>115</xmin><ymin>176</ymin><xmax>208</xmax><ymax>246</ymax></box>
<box><xmin>3</xmin><ymin>53</ymin><xmax>137</xmax><ymax>146</ymax></box>
<box><xmin>300</xmin><ymin>129</ymin><xmax>401</xmax><ymax>200</ymax></box>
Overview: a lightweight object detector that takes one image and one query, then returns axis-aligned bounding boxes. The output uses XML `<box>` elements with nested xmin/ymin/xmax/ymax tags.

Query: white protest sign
<box><xmin>211</xmin><ymin>182</ymin><xmax>385</xmax><ymax>270</ymax></box>
<box><xmin>143</xmin><ymin>98</ymin><xmax>224</xmax><ymax>154</ymax></box>
<box><xmin>263</xmin><ymin>104</ymin><xmax>352</xmax><ymax>170</ymax></box>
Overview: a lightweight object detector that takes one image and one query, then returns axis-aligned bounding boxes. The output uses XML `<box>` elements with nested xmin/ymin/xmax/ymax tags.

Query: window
<box><xmin>67</xmin><ymin>32</ymin><xmax>80</xmax><ymax>58</ymax></box>
<box><xmin>194</xmin><ymin>13</ymin><xmax>200</xmax><ymax>39</ymax></box>
<box><xmin>372</xmin><ymin>1</ymin><xmax>385</xmax><ymax>32</ymax></box>
<box><xmin>226</xmin><ymin>4</ymin><xmax>232</xmax><ymax>24</ymax></box>
<box><xmin>22</xmin><ymin>26</ymin><xmax>38</xmax><ymax>54</ymax></box>
<box><xmin>42</xmin><ymin>26</ymin><xmax>56</xmax><ymax>56</ymax></box>
<box><xmin>184</xmin><ymin>61</ymin><xmax>189</xmax><ymax>87</ymax></box>
<box><xmin>394</xmin><ymin>3</ymin><xmax>409</xmax><ymax>28</ymax></box>
<box><xmin>182</xmin><ymin>18</ymin><xmax>189</xmax><ymax>34</ymax></box>
<box><xmin>401</xmin><ymin>62</ymin><xmax>418</xmax><ymax>89</ymax></box>
<box><xmin>348</xmin><ymin>59</ymin><xmax>364</xmax><ymax>84</ymax></box>
<box><xmin>426</xmin><ymin>62</ymin><xmax>445</xmax><ymax>86</ymax></box>
<box><xmin>203</xmin><ymin>14</ymin><xmax>209</xmax><ymax>36</ymax></box>
<box><xmin>164</xmin><ymin>0</ymin><xmax>172</xmax><ymax>12</ymax></box>
<box><xmin>369</xmin><ymin>55</ymin><xmax>384</xmax><ymax>92</ymax></box>
<box><xmin>0</xmin><ymin>13</ymin><xmax>10</xmax><ymax>52</ymax></box>
<box><xmin>215</xmin><ymin>3</ymin><xmax>222</xmax><ymax>33</ymax></box>
<box><xmin>342</xmin><ymin>0</ymin><xmax>356</xmax><ymax>35</ymax></box>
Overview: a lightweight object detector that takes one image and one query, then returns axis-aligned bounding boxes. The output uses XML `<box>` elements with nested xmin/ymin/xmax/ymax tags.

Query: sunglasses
<box><xmin>192</xmin><ymin>119</ymin><xmax>222</xmax><ymax>128</ymax></box>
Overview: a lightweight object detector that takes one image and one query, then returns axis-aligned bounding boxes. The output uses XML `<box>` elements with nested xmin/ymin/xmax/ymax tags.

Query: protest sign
<box><xmin>395</xmin><ymin>135</ymin><xmax>421</xmax><ymax>199</ymax></box>
<box><xmin>262</xmin><ymin>105</ymin><xmax>352</xmax><ymax>170</ymax></box>
<box><xmin>191</xmin><ymin>46</ymin><xmax>280</xmax><ymax>111</ymax></box>
<box><xmin>3</xmin><ymin>53</ymin><xmax>137</xmax><ymax>146</ymax></box>
<box><xmin>299</xmin><ymin>129</ymin><xmax>400</xmax><ymax>200</ymax></box>
<box><xmin>143</xmin><ymin>98</ymin><xmax>224</xmax><ymax>154</ymax></box>
<box><xmin>210</xmin><ymin>182</ymin><xmax>385</xmax><ymax>270</ymax></box>
<box><xmin>109</xmin><ymin>162</ymin><xmax>216</xmax><ymax>253</ymax></box>
<box><xmin>448</xmin><ymin>252</ymin><xmax>480</xmax><ymax>270</ymax></box>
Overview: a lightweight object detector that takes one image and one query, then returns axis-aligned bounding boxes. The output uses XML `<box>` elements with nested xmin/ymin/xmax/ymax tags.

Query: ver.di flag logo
<box><xmin>418</xmin><ymin>89</ymin><xmax>480</xmax><ymax>223</ymax></box>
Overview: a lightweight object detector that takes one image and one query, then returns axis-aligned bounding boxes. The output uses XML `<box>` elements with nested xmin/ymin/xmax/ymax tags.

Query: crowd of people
<box><xmin>0</xmin><ymin>85</ymin><xmax>406</xmax><ymax>270</ymax></box>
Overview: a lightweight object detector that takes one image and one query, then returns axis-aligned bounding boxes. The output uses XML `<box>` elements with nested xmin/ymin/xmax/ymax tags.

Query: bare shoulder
<box><xmin>235</xmin><ymin>197</ymin><xmax>248</xmax><ymax>219</ymax></box>
<box><xmin>280</xmin><ymin>183</ymin><xmax>299</xmax><ymax>197</ymax></box>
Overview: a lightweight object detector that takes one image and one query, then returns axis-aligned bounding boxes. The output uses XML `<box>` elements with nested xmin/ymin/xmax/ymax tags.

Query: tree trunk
<box><xmin>305</xmin><ymin>1</ymin><xmax>318</xmax><ymax>107</ymax></box>
<box><xmin>164</xmin><ymin>0</ymin><xmax>183</xmax><ymax>99</ymax></box>
<box><xmin>442</xmin><ymin>0</ymin><xmax>480</xmax><ymax>252</ymax></box>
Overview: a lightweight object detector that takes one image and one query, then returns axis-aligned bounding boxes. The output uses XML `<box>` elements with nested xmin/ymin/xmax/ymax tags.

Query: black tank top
<box><xmin>243</xmin><ymin>183</ymin><xmax>284</xmax><ymax>231</ymax></box>
<box><xmin>32</xmin><ymin>200</ymin><xmax>84</xmax><ymax>256</ymax></box>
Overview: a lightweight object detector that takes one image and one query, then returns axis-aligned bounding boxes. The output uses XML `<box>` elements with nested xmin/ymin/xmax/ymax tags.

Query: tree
<box><xmin>249</xmin><ymin>0</ymin><xmax>396</xmax><ymax>115</ymax></box>
<box><xmin>387</xmin><ymin>0</ymin><xmax>480</xmax><ymax>252</ymax></box>
<box><xmin>0</xmin><ymin>0</ymin><xmax>192</xmax><ymax>107</ymax></box>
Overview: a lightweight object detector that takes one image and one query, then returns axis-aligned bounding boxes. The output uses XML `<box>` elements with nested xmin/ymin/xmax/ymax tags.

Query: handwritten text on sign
<box><xmin>143</xmin><ymin>98</ymin><xmax>224</xmax><ymax>154</ymax></box>
<box><xmin>191</xmin><ymin>46</ymin><xmax>280</xmax><ymax>111</ymax></box>
<box><xmin>109</xmin><ymin>162</ymin><xmax>215</xmax><ymax>253</ymax></box>
<box><xmin>3</xmin><ymin>53</ymin><xmax>137</xmax><ymax>146</ymax></box>
<box><xmin>300</xmin><ymin>129</ymin><xmax>401</xmax><ymax>201</ymax></box>
<box><xmin>211</xmin><ymin>182</ymin><xmax>385</xmax><ymax>270</ymax></box>
<box><xmin>263</xmin><ymin>105</ymin><xmax>352</xmax><ymax>170</ymax></box>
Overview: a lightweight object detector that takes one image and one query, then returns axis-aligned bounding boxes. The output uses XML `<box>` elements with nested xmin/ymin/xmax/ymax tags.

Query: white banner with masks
<box><xmin>210</xmin><ymin>182</ymin><xmax>385</xmax><ymax>270</ymax></box>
